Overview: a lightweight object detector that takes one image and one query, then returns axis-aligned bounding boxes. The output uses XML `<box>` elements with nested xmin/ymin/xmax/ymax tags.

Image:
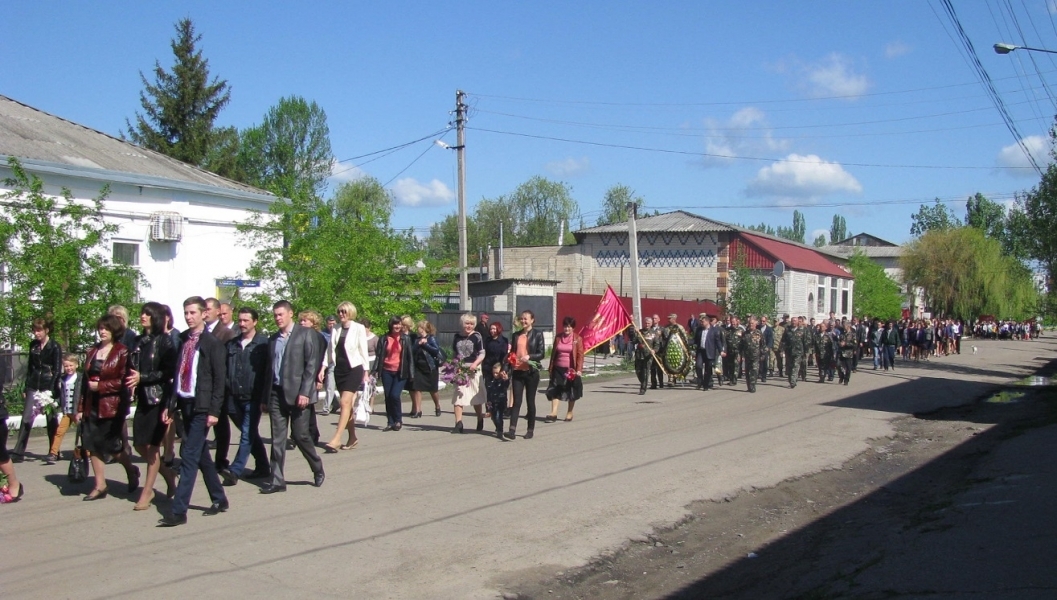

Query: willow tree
<box><xmin>901</xmin><ymin>227</ymin><xmax>1037</xmax><ymax>320</ymax></box>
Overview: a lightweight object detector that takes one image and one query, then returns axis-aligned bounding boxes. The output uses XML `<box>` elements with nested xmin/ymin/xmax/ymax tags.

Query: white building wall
<box><xmin>0</xmin><ymin>167</ymin><xmax>273</xmax><ymax>322</ymax></box>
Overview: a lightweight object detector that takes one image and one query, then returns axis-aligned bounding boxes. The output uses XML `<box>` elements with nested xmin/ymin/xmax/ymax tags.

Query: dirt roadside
<box><xmin>503</xmin><ymin>375</ymin><xmax>1057</xmax><ymax>599</ymax></box>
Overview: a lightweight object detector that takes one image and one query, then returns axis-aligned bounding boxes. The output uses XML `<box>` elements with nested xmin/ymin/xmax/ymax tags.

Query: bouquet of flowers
<box><xmin>566</xmin><ymin>369</ymin><xmax>578</xmax><ymax>381</ymax></box>
<box><xmin>0</xmin><ymin>484</ymin><xmax>13</xmax><ymax>504</ymax></box>
<box><xmin>440</xmin><ymin>359</ymin><xmax>474</xmax><ymax>387</ymax></box>
<box><xmin>506</xmin><ymin>352</ymin><xmax>542</xmax><ymax>371</ymax></box>
<box><xmin>33</xmin><ymin>390</ymin><xmax>58</xmax><ymax>419</ymax></box>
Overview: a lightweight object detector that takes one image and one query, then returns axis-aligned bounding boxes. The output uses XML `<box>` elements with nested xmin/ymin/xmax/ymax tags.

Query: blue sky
<box><xmin>4</xmin><ymin>1</ymin><xmax>1057</xmax><ymax>246</ymax></box>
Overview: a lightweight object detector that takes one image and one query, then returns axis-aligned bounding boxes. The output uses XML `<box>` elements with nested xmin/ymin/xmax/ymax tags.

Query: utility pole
<box><xmin>456</xmin><ymin>90</ymin><xmax>469</xmax><ymax>310</ymax></box>
<box><xmin>627</xmin><ymin>201</ymin><xmax>642</xmax><ymax>326</ymax></box>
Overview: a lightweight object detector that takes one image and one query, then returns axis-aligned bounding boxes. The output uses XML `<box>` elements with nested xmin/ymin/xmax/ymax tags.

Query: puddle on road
<box><xmin>1016</xmin><ymin>375</ymin><xmax>1052</xmax><ymax>387</ymax></box>
<box><xmin>987</xmin><ymin>390</ymin><xmax>1028</xmax><ymax>404</ymax></box>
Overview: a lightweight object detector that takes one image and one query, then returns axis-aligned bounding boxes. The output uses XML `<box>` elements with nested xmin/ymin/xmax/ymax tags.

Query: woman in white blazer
<box><xmin>325</xmin><ymin>301</ymin><xmax>370</xmax><ymax>452</ymax></box>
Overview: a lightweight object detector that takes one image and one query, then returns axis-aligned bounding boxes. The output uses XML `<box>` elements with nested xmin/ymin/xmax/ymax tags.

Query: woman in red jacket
<box><xmin>545</xmin><ymin>316</ymin><xmax>585</xmax><ymax>422</ymax></box>
<box><xmin>76</xmin><ymin>314</ymin><xmax>139</xmax><ymax>501</ymax></box>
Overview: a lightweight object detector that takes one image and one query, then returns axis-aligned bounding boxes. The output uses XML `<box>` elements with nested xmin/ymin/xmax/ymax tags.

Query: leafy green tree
<box><xmin>596</xmin><ymin>184</ymin><xmax>644</xmax><ymax>226</ymax></box>
<box><xmin>725</xmin><ymin>247</ymin><xmax>778</xmax><ymax>320</ymax></box>
<box><xmin>847</xmin><ymin>251</ymin><xmax>902</xmax><ymax>320</ymax></box>
<box><xmin>910</xmin><ymin>198</ymin><xmax>961</xmax><ymax>236</ymax></box>
<box><xmin>964</xmin><ymin>193</ymin><xmax>1005</xmax><ymax>240</ymax></box>
<box><xmin>0</xmin><ymin>158</ymin><xmax>142</xmax><ymax>350</ymax></box>
<box><xmin>238</xmin><ymin>96</ymin><xmax>333</xmax><ymax>201</ymax></box>
<box><xmin>776</xmin><ymin>210</ymin><xmax>806</xmax><ymax>243</ymax></box>
<box><xmin>829</xmin><ymin>214</ymin><xmax>847</xmax><ymax>244</ymax></box>
<box><xmin>125</xmin><ymin>18</ymin><xmax>231</xmax><ymax>167</ymax></box>
<box><xmin>901</xmin><ymin>227</ymin><xmax>1037</xmax><ymax>320</ymax></box>
<box><xmin>239</xmin><ymin>176</ymin><xmax>439</xmax><ymax>323</ymax></box>
<box><xmin>812</xmin><ymin>234</ymin><xmax>827</xmax><ymax>247</ymax></box>
<box><xmin>507</xmin><ymin>176</ymin><xmax>580</xmax><ymax>245</ymax></box>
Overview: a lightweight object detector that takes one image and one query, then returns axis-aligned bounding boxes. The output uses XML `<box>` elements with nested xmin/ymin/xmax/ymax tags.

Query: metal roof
<box><xmin>739</xmin><ymin>232</ymin><xmax>850</xmax><ymax>278</ymax></box>
<box><xmin>0</xmin><ymin>94</ymin><xmax>274</xmax><ymax>203</ymax></box>
<box><xmin>575</xmin><ymin>210</ymin><xmax>735</xmax><ymax>237</ymax></box>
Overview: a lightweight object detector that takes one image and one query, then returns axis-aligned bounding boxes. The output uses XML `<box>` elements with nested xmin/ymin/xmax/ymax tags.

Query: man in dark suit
<box><xmin>260</xmin><ymin>300</ymin><xmax>324</xmax><ymax>494</ymax></box>
<box><xmin>159</xmin><ymin>296</ymin><xmax>228</xmax><ymax>527</ymax></box>
<box><xmin>699</xmin><ymin>315</ymin><xmax>726</xmax><ymax>391</ymax></box>
<box><xmin>204</xmin><ymin>298</ymin><xmax>237</xmax><ymax>470</ymax></box>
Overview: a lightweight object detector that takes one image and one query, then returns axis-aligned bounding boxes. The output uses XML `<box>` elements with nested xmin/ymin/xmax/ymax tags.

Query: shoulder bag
<box><xmin>67</xmin><ymin>425</ymin><xmax>89</xmax><ymax>484</ymax></box>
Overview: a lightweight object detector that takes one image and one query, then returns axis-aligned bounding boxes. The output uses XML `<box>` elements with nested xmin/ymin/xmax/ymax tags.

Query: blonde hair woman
<box><xmin>325</xmin><ymin>302</ymin><xmax>369</xmax><ymax>450</ymax></box>
<box><xmin>451</xmin><ymin>313</ymin><xmax>486</xmax><ymax>433</ymax></box>
<box><xmin>409</xmin><ymin>320</ymin><xmax>442</xmax><ymax>418</ymax></box>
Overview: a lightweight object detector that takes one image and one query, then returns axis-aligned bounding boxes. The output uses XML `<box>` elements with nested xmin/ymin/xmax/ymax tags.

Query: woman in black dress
<box><xmin>76</xmin><ymin>314</ymin><xmax>138</xmax><ymax>501</ymax></box>
<box><xmin>409</xmin><ymin>320</ymin><xmax>442</xmax><ymax>418</ymax></box>
<box><xmin>482</xmin><ymin>321</ymin><xmax>511</xmax><ymax>384</ymax></box>
<box><xmin>129</xmin><ymin>302</ymin><xmax>177</xmax><ymax>510</ymax></box>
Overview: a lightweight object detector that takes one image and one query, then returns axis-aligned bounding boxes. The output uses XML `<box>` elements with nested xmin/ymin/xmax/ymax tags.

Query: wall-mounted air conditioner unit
<box><xmin>149</xmin><ymin>212</ymin><xmax>183</xmax><ymax>242</ymax></box>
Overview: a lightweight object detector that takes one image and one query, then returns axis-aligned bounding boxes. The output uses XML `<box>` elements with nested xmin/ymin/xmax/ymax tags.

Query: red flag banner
<box><xmin>578</xmin><ymin>285</ymin><xmax>634</xmax><ymax>353</ymax></box>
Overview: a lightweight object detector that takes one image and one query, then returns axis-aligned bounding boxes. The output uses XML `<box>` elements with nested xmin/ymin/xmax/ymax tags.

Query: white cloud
<box><xmin>391</xmin><ymin>177</ymin><xmax>455</xmax><ymax>207</ymax></box>
<box><xmin>329</xmin><ymin>159</ymin><xmax>365</xmax><ymax>184</ymax></box>
<box><xmin>544</xmin><ymin>156</ymin><xmax>590</xmax><ymax>177</ymax></box>
<box><xmin>702</xmin><ymin>107</ymin><xmax>789</xmax><ymax>167</ymax></box>
<box><xmin>885</xmin><ymin>41</ymin><xmax>911</xmax><ymax>58</ymax></box>
<box><xmin>804</xmin><ymin>53</ymin><xmax>870</xmax><ymax>98</ymax></box>
<box><xmin>745</xmin><ymin>153</ymin><xmax>863</xmax><ymax>200</ymax></box>
<box><xmin>1049</xmin><ymin>0</ymin><xmax>1057</xmax><ymax>14</ymax></box>
<box><xmin>996</xmin><ymin>135</ymin><xmax>1050</xmax><ymax>177</ymax></box>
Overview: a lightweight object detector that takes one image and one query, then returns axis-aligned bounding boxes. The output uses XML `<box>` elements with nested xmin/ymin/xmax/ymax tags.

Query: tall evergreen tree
<box><xmin>125</xmin><ymin>18</ymin><xmax>231</xmax><ymax>167</ymax></box>
<box><xmin>829</xmin><ymin>214</ymin><xmax>847</xmax><ymax>244</ymax></box>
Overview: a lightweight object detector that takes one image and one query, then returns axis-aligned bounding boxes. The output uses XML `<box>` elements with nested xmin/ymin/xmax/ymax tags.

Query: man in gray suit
<box><xmin>260</xmin><ymin>300</ymin><xmax>324</xmax><ymax>494</ymax></box>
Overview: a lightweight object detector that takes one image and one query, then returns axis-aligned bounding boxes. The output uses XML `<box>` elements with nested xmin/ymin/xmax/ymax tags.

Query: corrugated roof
<box><xmin>575</xmin><ymin>210</ymin><xmax>735</xmax><ymax>236</ymax></box>
<box><xmin>0</xmin><ymin>95</ymin><xmax>274</xmax><ymax>202</ymax></box>
<box><xmin>739</xmin><ymin>232</ymin><xmax>849</xmax><ymax>278</ymax></box>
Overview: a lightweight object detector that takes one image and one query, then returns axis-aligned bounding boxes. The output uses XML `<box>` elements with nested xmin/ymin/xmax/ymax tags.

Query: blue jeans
<box><xmin>171</xmin><ymin>409</ymin><xmax>226</xmax><ymax>516</ymax></box>
<box><xmin>227</xmin><ymin>399</ymin><xmax>268</xmax><ymax>477</ymax></box>
<box><xmin>884</xmin><ymin>345</ymin><xmax>896</xmax><ymax>370</ymax></box>
<box><xmin>381</xmin><ymin>370</ymin><xmax>405</xmax><ymax>426</ymax></box>
<box><xmin>873</xmin><ymin>345</ymin><xmax>882</xmax><ymax>369</ymax></box>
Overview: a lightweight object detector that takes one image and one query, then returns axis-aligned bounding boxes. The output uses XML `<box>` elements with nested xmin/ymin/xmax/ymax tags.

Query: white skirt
<box><xmin>452</xmin><ymin>370</ymin><xmax>486</xmax><ymax>407</ymax></box>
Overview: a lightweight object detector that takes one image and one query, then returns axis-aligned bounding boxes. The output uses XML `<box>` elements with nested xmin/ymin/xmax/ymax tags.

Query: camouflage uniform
<box><xmin>784</xmin><ymin>324</ymin><xmax>807</xmax><ymax>389</ymax></box>
<box><xmin>838</xmin><ymin>327</ymin><xmax>858</xmax><ymax>385</ymax></box>
<box><xmin>724</xmin><ymin>324</ymin><xmax>743</xmax><ymax>385</ymax></box>
<box><xmin>644</xmin><ymin>325</ymin><xmax>663</xmax><ymax>389</ymax></box>
<box><xmin>631</xmin><ymin>327</ymin><xmax>653</xmax><ymax>394</ymax></box>
<box><xmin>772</xmin><ymin>322</ymin><xmax>786</xmax><ymax>378</ymax></box>
<box><xmin>740</xmin><ymin>327</ymin><xmax>765</xmax><ymax>393</ymax></box>
<box><xmin>818</xmin><ymin>330</ymin><xmax>837</xmax><ymax>382</ymax></box>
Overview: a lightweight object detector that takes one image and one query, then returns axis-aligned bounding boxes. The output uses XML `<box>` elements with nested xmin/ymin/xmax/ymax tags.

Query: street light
<box><xmin>994</xmin><ymin>42</ymin><xmax>1057</xmax><ymax>55</ymax></box>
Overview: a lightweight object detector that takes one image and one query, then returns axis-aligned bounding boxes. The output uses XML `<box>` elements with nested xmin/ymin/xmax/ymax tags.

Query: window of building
<box><xmin>841</xmin><ymin>290</ymin><xmax>849</xmax><ymax>315</ymax></box>
<box><xmin>808</xmin><ymin>292</ymin><xmax>814</xmax><ymax>311</ymax></box>
<box><xmin>829</xmin><ymin>277</ymin><xmax>838</xmax><ymax>314</ymax></box>
<box><xmin>113</xmin><ymin>242</ymin><xmax>139</xmax><ymax>266</ymax></box>
<box><xmin>816</xmin><ymin>284</ymin><xmax>825</xmax><ymax>313</ymax></box>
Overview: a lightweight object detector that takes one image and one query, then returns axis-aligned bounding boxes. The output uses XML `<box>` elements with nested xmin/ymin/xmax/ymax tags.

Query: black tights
<box><xmin>509</xmin><ymin>369</ymin><xmax>539</xmax><ymax>432</ymax></box>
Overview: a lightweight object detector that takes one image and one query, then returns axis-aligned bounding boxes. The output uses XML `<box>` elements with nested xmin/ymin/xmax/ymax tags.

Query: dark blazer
<box><xmin>761</xmin><ymin>324</ymin><xmax>774</xmax><ymax>350</ymax></box>
<box><xmin>226</xmin><ymin>331</ymin><xmax>269</xmax><ymax>404</ymax></box>
<box><xmin>266</xmin><ymin>324</ymin><xmax>321</xmax><ymax>405</ymax></box>
<box><xmin>168</xmin><ymin>329</ymin><xmax>226</xmax><ymax>417</ymax></box>
<box><xmin>701</xmin><ymin>326</ymin><xmax>726</xmax><ymax>361</ymax></box>
<box><xmin>209</xmin><ymin>321</ymin><xmax>237</xmax><ymax>343</ymax></box>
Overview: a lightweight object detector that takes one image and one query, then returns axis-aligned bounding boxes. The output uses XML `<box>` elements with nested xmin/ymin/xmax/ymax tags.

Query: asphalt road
<box><xmin>5</xmin><ymin>337</ymin><xmax>1052</xmax><ymax>599</ymax></box>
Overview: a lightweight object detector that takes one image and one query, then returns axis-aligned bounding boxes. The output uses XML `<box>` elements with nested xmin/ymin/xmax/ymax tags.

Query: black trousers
<box><xmin>213</xmin><ymin>404</ymin><xmax>231</xmax><ymax>470</ymax></box>
<box><xmin>635</xmin><ymin>356</ymin><xmax>650</xmax><ymax>390</ymax></box>
<box><xmin>649</xmin><ymin>358</ymin><xmax>662</xmax><ymax>388</ymax></box>
<box><xmin>839</xmin><ymin>356</ymin><xmax>853</xmax><ymax>383</ymax></box>
<box><xmin>267</xmin><ymin>385</ymin><xmax>323</xmax><ymax>488</ymax></box>
<box><xmin>510</xmin><ymin>369</ymin><xmax>539</xmax><ymax>432</ymax></box>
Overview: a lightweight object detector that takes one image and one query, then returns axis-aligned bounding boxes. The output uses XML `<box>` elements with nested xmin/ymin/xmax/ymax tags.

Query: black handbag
<box><xmin>67</xmin><ymin>425</ymin><xmax>89</xmax><ymax>484</ymax></box>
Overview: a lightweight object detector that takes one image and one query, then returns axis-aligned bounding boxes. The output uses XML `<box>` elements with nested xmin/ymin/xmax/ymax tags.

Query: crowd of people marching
<box><xmin>0</xmin><ymin>299</ymin><xmax>588</xmax><ymax>522</ymax></box>
<box><xmin>623</xmin><ymin>312</ymin><xmax>1044</xmax><ymax>396</ymax></box>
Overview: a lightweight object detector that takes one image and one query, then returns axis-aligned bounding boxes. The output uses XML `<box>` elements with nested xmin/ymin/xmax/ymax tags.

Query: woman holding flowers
<box><xmin>449</xmin><ymin>313</ymin><xmax>485</xmax><ymax>433</ymax></box>
<box><xmin>507</xmin><ymin>310</ymin><xmax>545</xmax><ymax>440</ymax></box>
<box><xmin>12</xmin><ymin>318</ymin><xmax>63</xmax><ymax>463</ymax></box>
<box><xmin>545</xmin><ymin>316</ymin><xmax>585</xmax><ymax>422</ymax></box>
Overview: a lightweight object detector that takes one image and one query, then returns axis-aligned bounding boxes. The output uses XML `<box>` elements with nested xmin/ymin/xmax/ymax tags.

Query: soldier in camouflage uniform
<box><xmin>643</xmin><ymin>317</ymin><xmax>663</xmax><ymax>389</ymax></box>
<box><xmin>838</xmin><ymin>317</ymin><xmax>858</xmax><ymax>385</ymax></box>
<box><xmin>817</xmin><ymin>321</ymin><xmax>837</xmax><ymax>383</ymax></box>
<box><xmin>740</xmin><ymin>316</ymin><xmax>766</xmax><ymax>393</ymax></box>
<box><xmin>784</xmin><ymin>316</ymin><xmax>808</xmax><ymax>389</ymax></box>
<box><xmin>724</xmin><ymin>316</ymin><xmax>744</xmax><ymax>386</ymax></box>
<box><xmin>631</xmin><ymin>319</ymin><xmax>656</xmax><ymax>395</ymax></box>
<box><xmin>773</xmin><ymin>315</ymin><xmax>787</xmax><ymax>379</ymax></box>
<box><xmin>801</xmin><ymin>318</ymin><xmax>817</xmax><ymax>381</ymax></box>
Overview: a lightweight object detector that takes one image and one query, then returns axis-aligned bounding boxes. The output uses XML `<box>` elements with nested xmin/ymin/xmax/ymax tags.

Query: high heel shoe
<box><xmin>435</xmin><ymin>407</ymin><xmax>442</xmax><ymax>417</ymax></box>
<box><xmin>84</xmin><ymin>488</ymin><xmax>109</xmax><ymax>501</ymax></box>
<box><xmin>133</xmin><ymin>490</ymin><xmax>155</xmax><ymax>511</ymax></box>
<box><xmin>127</xmin><ymin>466</ymin><xmax>141</xmax><ymax>495</ymax></box>
<box><xmin>323</xmin><ymin>443</ymin><xmax>340</xmax><ymax>454</ymax></box>
<box><xmin>8</xmin><ymin>483</ymin><xmax>24</xmax><ymax>502</ymax></box>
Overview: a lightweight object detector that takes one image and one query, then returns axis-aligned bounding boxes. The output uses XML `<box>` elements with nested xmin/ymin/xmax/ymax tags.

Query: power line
<box><xmin>466</xmin><ymin>125</ymin><xmax>1036</xmax><ymax>170</ymax></box>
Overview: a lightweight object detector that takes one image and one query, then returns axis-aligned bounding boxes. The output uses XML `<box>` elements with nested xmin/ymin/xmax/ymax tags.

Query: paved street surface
<box><xmin>5</xmin><ymin>337</ymin><xmax>1054</xmax><ymax>599</ymax></box>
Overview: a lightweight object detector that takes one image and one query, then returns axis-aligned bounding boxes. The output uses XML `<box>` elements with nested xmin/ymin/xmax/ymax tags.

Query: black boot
<box><xmin>12</xmin><ymin>422</ymin><xmax>32</xmax><ymax>459</ymax></box>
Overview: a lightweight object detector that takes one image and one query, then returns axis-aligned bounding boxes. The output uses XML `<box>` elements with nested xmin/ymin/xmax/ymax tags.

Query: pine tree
<box><xmin>125</xmin><ymin>18</ymin><xmax>231</xmax><ymax>167</ymax></box>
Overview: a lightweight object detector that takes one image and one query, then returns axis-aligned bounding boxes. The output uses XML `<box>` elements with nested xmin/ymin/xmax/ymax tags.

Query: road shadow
<box><xmin>663</xmin><ymin>389</ymin><xmax>1057</xmax><ymax>599</ymax></box>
